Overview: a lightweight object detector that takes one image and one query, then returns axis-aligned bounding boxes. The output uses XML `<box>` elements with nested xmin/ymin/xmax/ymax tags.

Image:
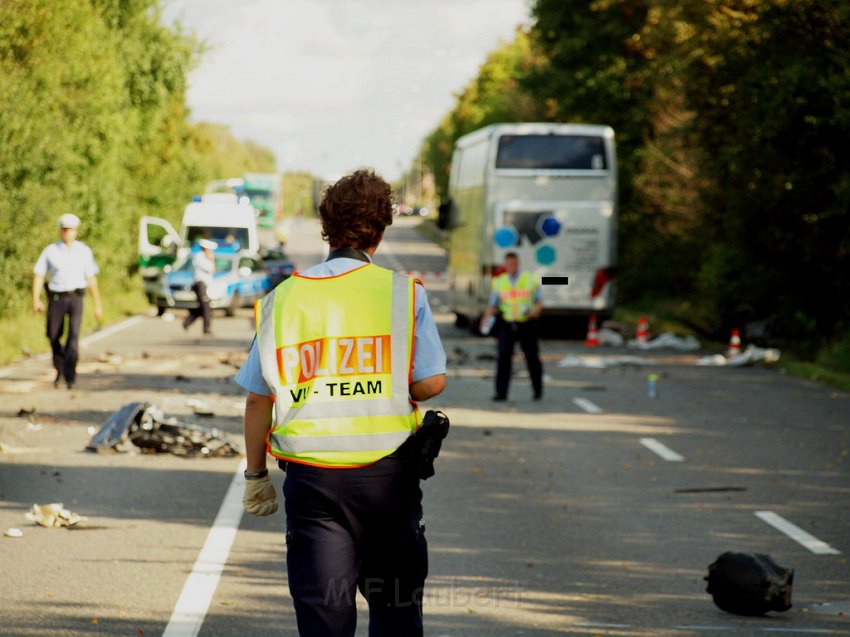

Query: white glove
<box><xmin>243</xmin><ymin>475</ymin><xmax>278</xmax><ymax>516</ymax></box>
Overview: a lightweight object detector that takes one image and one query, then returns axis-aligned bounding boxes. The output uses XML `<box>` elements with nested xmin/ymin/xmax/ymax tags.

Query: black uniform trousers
<box><xmin>495</xmin><ymin>319</ymin><xmax>543</xmax><ymax>399</ymax></box>
<box><xmin>283</xmin><ymin>455</ymin><xmax>427</xmax><ymax>637</ymax></box>
<box><xmin>46</xmin><ymin>290</ymin><xmax>84</xmax><ymax>384</ymax></box>
<box><xmin>183</xmin><ymin>281</ymin><xmax>212</xmax><ymax>333</ymax></box>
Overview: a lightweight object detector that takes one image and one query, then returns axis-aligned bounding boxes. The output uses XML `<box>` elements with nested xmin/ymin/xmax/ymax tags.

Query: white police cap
<box><xmin>58</xmin><ymin>213</ymin><xmax>81</xmax><ymax>229</ymax></box>
<box><xmin>198</xmin><ymin>239</ymin><xmax>218</xmax><ymax>250</ymax></box>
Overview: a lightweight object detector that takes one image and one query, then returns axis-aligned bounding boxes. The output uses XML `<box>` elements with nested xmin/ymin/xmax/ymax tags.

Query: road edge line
<box><xmin>162</xmin><ymin>461</ymin><xmax>247</xmax><ymax>637</ymax></box>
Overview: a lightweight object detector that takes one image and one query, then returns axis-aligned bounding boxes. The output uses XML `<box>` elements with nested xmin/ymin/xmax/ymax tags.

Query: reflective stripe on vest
<box><xmin>493</xmin><ymin>271</ymin><xmax>536</xmax><ymax>322</ymax></box>
<box><xmin>256</xmin><ymin>264</ymin><xmax>419</xmax><ymax>468</ymax></box>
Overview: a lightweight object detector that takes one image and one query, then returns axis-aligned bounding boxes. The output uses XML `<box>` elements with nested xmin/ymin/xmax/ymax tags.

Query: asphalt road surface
<box><xmin>1</xmin><ymin>216</ymin><xmax>848</xmax><ymax>637</ymax></box>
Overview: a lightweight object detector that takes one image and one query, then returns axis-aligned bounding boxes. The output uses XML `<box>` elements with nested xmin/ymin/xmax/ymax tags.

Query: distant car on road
<box><xmin>152</xmin><ymin>249</ymin><xmax>272</xmax><ymax>317</ymax></box>
<box><xmin>260</xmin><ymin>246</ymin><xmax>297</xmax><ymax>287</ymax></box>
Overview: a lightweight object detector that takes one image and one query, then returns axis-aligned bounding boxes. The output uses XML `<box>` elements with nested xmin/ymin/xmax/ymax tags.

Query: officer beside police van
<box><xmin>235</xmin><ymin>169</ymin><xmax>447</xmax><ymax>637</ymax></box>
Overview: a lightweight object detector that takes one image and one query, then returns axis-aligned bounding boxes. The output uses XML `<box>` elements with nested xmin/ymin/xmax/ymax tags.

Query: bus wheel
<box><xmin>454</xmin><ymin>312</ymin><xmax>469</xmax><ymax>329</ymax></box>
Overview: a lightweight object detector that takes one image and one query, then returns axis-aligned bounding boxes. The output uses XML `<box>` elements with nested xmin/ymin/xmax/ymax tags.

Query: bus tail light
<box><xmin>591</xmin><ymin>267</ymin><xmax>617</xmax><ymax>298</ymax></box>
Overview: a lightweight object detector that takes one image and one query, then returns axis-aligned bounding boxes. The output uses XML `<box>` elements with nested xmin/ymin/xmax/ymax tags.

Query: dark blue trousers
<box><xmin>495</xmin><ymin>319</ymin><xmax>543</xmax><ymax>399</ymax></box>
<box><xmin>283</xmin><ymin>455</ymin><xmax>427</xmax><ymax>637</ymax></box>
<box><xmin>183</xmin><ymin>281</ymin><xmax>212</xmax><ymax>333</ymax></box>
<box><xmin>46</xmin><ymin>290</ymin><xmax>84</xmax><ymax>384</ymax></box>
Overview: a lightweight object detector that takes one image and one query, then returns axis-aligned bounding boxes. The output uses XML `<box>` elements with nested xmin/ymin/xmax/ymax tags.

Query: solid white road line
<box><xmin>640</xmin><ymin>437</ymin><xmax>685</xmax><ymax>462</ymax></box>
<box><xmin>673</xmin><ymin>628</ymin><xmax>835</xmax><ymax>634</ymax></box>
<box><xmin>754</xmin><ymin>629</ymin><xmax>838</xmax><ymax>634</ymax></box>
<box><xmin>754</xmin><ymin>511</ymin><xmax>841</xmax><ymax>555</ymax></box>
<box><xmin>572</xmin><ymin>397</ymin><xmax>603</xmax><ymax>414</ymax></box>
<box><xmin>80</xmin><ymin>315</ymin><xmax>146</xmax><ymax>346</ymax></box>
<box><xmin>162</xmin><ymin>462</ymin><xmax>247</xmax><ymax>637</ymax></box>
<box><xmin>0</xmin><ymin>315</ymin><xmax>147</xmax><ymax>374</ymax></box>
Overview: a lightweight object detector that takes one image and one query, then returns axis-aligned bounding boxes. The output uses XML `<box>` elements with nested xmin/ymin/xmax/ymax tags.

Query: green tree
<box><xmin>525</xmin><ymin>0</ymin><xmax>664</xmax><ymax>302</ymax></box>
<box><xmin>675</xmin><ymin>1</ymin><xmax>850</xmax><ymax>345</ymax></box>
<box><xmin>0</xmin><ymin>0</ymin><xmax>131</xmax><ymax>316</ymax></box>
<box><xmin>0</xmin><ymin>0</ymin><xmax>279</xmax><ymax>363</ymax></box>
<box><xmin>422</xmin><ymin>28</ymin><xmax>544</xmax><ymax>200</ymax></box>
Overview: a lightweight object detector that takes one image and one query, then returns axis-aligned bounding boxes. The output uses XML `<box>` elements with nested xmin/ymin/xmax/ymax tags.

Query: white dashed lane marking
<box><xmin>572</xmin><ymin>397</ymin><xmax>603</xmax><ymax>414</ymax></box>
<box><xmin>639</xmin><ymin>437</ymin><xmax>685</xmax><ymax>462</ymax></box>
<box><xmin>755</xmin><ymin>511</ymin><xmax>841</xmax><ymax>555</ymax></box>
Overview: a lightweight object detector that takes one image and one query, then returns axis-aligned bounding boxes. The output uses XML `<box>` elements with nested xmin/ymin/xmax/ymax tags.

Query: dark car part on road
<box><xmin>86</xmin><ymin>402</ymin><xmax>242</xmax><ymax>458</ymax></box>
<box><xmin>705</xmin><ymin>551</ymin><xmax>794</xmax><ymax>616</ymax></box>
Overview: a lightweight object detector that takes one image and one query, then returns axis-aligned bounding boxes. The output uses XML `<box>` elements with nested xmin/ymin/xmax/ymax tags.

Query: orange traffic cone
<box><xmin>585</xmin><ymin>314</ymin><xmax>600</xmax><ymax>347</ymax></box>
<box><xmin>728</xmin><ymin>328</ymin><xmax>742</xmax><ymax>357</ymax></box>
<box><xmin>636</xmin><ymin>316</ymin><xmax>650</xmax><ymax>346</ymax></box>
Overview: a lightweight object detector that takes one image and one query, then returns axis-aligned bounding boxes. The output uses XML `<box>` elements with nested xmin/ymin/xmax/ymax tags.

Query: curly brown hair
<box><xmin>319</xmin><ymin>169</ymin><xmax>394</xmax><ymax>249</ymax></box>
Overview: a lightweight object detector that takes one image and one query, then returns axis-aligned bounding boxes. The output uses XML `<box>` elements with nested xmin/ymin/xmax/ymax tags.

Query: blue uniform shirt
<box><xmin>235</xmin><ymin>258</ymin><xmax>447</xmax><ymax>396</ymax></box>
<box><xmin>33</xmin><ymin>240</ymin><xmax>99</xmax><ymax>292</ymax></box>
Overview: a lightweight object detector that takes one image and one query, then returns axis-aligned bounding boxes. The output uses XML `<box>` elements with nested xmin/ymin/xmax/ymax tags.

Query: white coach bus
<box><xmin>439</xmin><ymin>122</ymin><xmax>618</xmax><ymax>331</ymax></box>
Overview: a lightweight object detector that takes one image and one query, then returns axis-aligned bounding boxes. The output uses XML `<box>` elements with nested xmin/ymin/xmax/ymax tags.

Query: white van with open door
<box><xmin>138</xmin><ymin>193</ymin><xmax>261</xmax><ymax>305</ymax></box>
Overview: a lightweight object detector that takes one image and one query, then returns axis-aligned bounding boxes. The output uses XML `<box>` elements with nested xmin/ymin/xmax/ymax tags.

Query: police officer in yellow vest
<box><xmin>235</xmin><ymin>169</ymin><xmax>447</xmax><ymax>637</ymax></box>
<box><xmin>483</xmin><ymin>251</ymin><xmax>544</xmax><ymax>401</ymax></box>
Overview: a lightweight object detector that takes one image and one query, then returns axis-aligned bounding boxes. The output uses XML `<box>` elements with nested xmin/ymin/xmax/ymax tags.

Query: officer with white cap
<box><xmin>32</xmin><ymin>213</ymin><xmax>102</xmax><ymax>389</ymax></box>
<box><xmin>182</xmin><ymin>238</ymin><xmax>217</xmax><ymax>334</ymax></box>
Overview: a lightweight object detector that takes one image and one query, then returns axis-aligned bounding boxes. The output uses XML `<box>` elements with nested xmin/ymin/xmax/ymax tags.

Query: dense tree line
<box><xmin>0</xmin><ymin>0</ymin><xmax>275</xmax><ymax>328</ymax></box>
<box><xmin>422</xmin><ymin>0</ymin><xmax>850</xmax><ymax>358</ymax></box>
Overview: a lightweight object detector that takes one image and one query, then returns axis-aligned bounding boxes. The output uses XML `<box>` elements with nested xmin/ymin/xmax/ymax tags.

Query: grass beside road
<box><xmin>0</xmin><ymin>282</ymin><xmax>150</xmax><ymax>367</ymax></box>
<box><xmin>781</xmin><ymin>357</ymin><xmax>850</xmax><ymax>393</ymax></box>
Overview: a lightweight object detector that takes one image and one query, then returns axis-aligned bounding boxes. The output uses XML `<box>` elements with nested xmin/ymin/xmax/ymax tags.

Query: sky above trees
<box><xmin>161</xmin><ymin>0</ymin><xmax>531</xmax><ymax>181</ymax></box>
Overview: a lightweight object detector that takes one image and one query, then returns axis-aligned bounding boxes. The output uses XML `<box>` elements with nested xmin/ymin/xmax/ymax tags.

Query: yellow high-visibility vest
<box><xmin>255</xmin><ymin>263</ymin><xmax>420</xmax><ymax>468</ymax></box>
<box><xmin>492</xmin><ymin>271</ymin><xmax>537</xmax><ymax>322</ymax></box>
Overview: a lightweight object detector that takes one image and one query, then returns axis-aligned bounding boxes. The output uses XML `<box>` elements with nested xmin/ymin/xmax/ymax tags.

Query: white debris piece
<box><xmin>698</xmin><ymin>344</ymin><xmax>781</xmax><ymax>367</ymax></box>
<box><xmin>597</xmin><ymin>328</ymin><xmax>625</xmax><ymax>346</ymax></box>
<box><xmin>25</xmin><ymin>503</ymin><xmax>87</xmax><ymax>528</ymax></box>
<box><xmin>628</xmin><ymin>332</ymin><xmax>701</xmax><ymax>351</ymax></box>
<box><xmin>5</xmin><ymin>528</ymin><xmax>23</xmax><ymax>538</ymax></box>
<box><xmin>697</xmin><ymin>354</ymin><xmax>728</xmax><ymax>366</ymax></box>
<box><xmin>187</xmin><ymin>398</ymin><xmax>215</xmax><ymax>416</ymax></box>
<box><xmin>558</xmin><ymin>355</ymin><xmax>652</xmax><ymax>369</ymax></box>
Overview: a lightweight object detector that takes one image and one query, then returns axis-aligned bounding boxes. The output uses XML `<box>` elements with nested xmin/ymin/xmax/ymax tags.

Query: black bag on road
<box><xmin>705</xmin><ymin>551</ymin><xmax>794</xmax><ymax>616</ymax></box>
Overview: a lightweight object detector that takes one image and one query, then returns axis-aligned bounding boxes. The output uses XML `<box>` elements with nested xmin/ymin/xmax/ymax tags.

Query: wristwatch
<box><xmin>243</xmin><ymin>468</ymin><xmax>269</xmax><ymax>480</ymax></box>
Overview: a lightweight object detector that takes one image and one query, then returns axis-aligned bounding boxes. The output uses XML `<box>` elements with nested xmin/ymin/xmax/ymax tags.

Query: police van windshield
<box><xmin>175</xmin><ymin>254</ymin><xmax>234</xmax><ymax>273</ymax></box>
<box><xmin>186</xmin><ymin>227</ymin><xmax>249</xmax><ymax>247</ymax></box>
<box><xmin>496</xmin><ymin>134</ymin><xmax>607</xmax><ymax>170</ymax></box>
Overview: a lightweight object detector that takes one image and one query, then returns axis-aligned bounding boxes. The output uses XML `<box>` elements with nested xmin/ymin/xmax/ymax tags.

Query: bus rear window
<box><xmin>496</xmin><ymin>134</ymin><xmax>607</xmax><ymax>170</ymax></box>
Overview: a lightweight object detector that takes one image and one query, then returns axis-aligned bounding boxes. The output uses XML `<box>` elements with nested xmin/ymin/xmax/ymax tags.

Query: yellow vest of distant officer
<box><xmin>255</xmin><ymin>264</ymin><xmax>420</xmax><ymax>468</ymax></box>
<box><xmin>493</xmin><ymin>271</ymin><xmax>537</xmax><ymax>322</ymax></box>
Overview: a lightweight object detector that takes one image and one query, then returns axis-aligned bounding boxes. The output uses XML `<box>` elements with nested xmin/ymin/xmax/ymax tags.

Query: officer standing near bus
<box><xmin>483</xmin><ymin>251</ymin><xmax>543</xmax><ymax>401</ymax></box>
<box><xmin>236</xmin><ymin>169</ymin><xmax>447</xmax><ymax>637</ymax></box>
<box><xmin>32</xmin><ymin>213</ymin><xmax>102</xmax><ymax>390</ymax></box>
